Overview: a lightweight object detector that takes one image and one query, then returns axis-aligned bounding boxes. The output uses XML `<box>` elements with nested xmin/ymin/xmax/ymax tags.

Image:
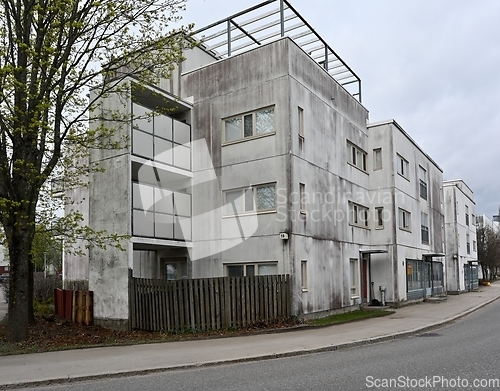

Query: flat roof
<box><xmin>367</xmin><ymin>119</ymin><xmax>443</xmax><ymax>172</ymax></box>
<box><xmin>192</xmin><ymin>0</ymin><xmax>362</xmax><ymax>102</ymax></box>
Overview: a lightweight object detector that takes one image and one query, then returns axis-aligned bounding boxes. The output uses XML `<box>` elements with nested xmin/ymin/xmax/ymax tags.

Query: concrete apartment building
<box><xmin>367</xmin><ymin>120</ymin><xmax>445</xmax><ymax>304</ymax></box>
<box><xmin>64</xmin><ymin>0</ymin><xmax>451</xmax><ymax>327</ymax></box>
<box><xmin>443</xmin><ymin>180</ymin><xmax>478</xmax><ymax>292</ymax></box>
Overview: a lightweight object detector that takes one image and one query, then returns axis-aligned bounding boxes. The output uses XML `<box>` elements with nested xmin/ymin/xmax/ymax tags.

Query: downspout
<box><xmin>389</xmin><ymin>130</ymin><xmax>399</xmax><ymax>302</ymax></box>
<box><xmin>453</xmin><ymin>186</ymin><xmax>459</xmax><ymax>291</ymax></box>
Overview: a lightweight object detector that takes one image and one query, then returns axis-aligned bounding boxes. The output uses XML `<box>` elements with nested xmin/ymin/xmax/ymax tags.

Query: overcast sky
<box><xmin>179</xmin><ymin>0</ymin><xmax>500</xmax><ymax>217</ymax></box>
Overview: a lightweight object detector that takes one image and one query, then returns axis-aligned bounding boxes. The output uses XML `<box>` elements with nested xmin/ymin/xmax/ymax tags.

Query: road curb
<box><xmin>1</xmin><ymin>293</ymin><xmax>499</xmax><ymax>390</ymax></box>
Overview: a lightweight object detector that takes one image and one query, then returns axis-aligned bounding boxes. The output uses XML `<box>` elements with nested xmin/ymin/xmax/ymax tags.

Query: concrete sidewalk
<box><xmin>1</xmin><ymin>284</ymin><xmax>499</xmax><ymax>389</ymax></box>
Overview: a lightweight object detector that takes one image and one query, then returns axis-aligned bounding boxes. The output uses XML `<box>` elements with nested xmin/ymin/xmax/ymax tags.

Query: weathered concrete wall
<box><xmin>184</xmin><ymin>38</ymin><xmax>373</xmax><ymax>315</ymax></box>
<box><xmin>88</xmin><ymin>85</ymin><xmax>132</xmax><ymax>328</ymax></box>
<box><xmin>368</xmin><ymin>121</ymin><xmax>445</xmax><ymax>302</ymax></box>
<box><xmin>443</xmin><ymin>180</ymin><xmax>478</xmax><ymax>292</ymax></box>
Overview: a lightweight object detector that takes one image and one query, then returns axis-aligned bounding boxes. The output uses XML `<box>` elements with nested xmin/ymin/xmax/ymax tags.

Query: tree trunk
<box><xmin>7</xmin><ymin>229</ymin><xmax>33</xmax><ymax>342</ymax></box>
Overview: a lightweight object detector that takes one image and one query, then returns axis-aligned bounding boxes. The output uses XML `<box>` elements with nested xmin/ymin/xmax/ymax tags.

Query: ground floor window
<box><xmin>225</xmin><ymin>262</ymin><xmax>277</xmax><ymax>277</ymax></box>
<box><xmin>161</xmin><ymin>258</ymin><xmax>188</xmax><ymax>280</ymax></box>
<box><xmin>406</xmin><ymin>259</ymin><xmax>444</xmax><ymax>299</ymax></box>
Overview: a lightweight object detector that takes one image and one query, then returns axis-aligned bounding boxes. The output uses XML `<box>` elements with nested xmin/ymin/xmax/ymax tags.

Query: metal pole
<box><xmin>44</xmin><ymin>252</ymin><xmax>47</xmax><ymax>279</ymax></box>
<box><xmin>280</xmin><ymin>0</ymin><xmax>285</xmax><ymax>36</ymax></box>
<box><xmin>227</xmin><ymin>20</ymin><xmax>232</xmax><ymax>56</ymax></box>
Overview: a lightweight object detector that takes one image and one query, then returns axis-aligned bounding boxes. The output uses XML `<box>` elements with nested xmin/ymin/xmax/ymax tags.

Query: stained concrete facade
<box><xmin>443</xmin><ymin>180</ymin><xmax>478</xmax><ymax>292</ymax></box>
<box><xmin>367</xmin><ymin>121</ymin><xmax>445</xmax><ymax>304</ymax></box>
<box><xmin>65</xmin><ymin>8</ymin><xmax>455</xmax><ymax>326</ymax></box>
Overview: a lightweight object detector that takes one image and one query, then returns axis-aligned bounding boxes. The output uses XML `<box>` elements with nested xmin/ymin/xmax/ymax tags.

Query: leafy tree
<box><xmin>0</xmin><ymin>0</ymin><xmax>192</xmax><ymax>341</ymax></box>
<box><xmin>477</xmin><ymin>225</ymin><xmax>500</xmax><ymax>281</ymax></box>
<box><xmin>31</xmin><ymin>224</ymin><xmax>62</xmax><ymax>274</ymax></box>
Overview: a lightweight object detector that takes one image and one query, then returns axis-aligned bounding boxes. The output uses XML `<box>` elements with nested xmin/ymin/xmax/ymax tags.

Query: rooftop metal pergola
<box><xmin>192</xmin><ymin>0</ymin><xmax>362</xmax><ymax>102</ymax></box>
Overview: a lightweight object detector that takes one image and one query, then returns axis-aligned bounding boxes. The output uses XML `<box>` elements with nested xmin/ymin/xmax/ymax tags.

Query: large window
<box><xmin>132</xmin><ymin>103</ymin><xmax>191</xmax><ymax>170</ymax></box>
<box><xmin>397</xmin><ymin>154</ymin><xmax>409</xmax><ymax>179</ymax></box>
<box><xmin>349</xmin><ymin>202</ymin><xmax>369</xmax><ymax>228</ymax></box>
<box><xmin>132</xmin><ymin>182</ymin><xmax>191</xmax><ymax>240</ymax></box>
<box><xmin>465</xmin><ymin>205</ymin><xmax>469</xmax><ymax>226</ymax></box>
<box><xmin>224</xmin><ymin>183</ymin><xmax>276</xmax><ymax>216</ymax></box>
<box><xmin>224</xmin><ymin>107</ymin><xmax>275</xmax><ymax>143</ymax></box>
<box><xmin>225</xmin><ymin>263</ymin><xmax>277</xmax><ymax>277</ymax></box>
<box><xmin>466</xmin><ymin>233</ymin><xmax>470</xmax><ymax>254</ymax></box>
<box><xmin>348</xmin><ymin>142</ymin><xmax>367</xmax><ymax>172</ymax></box>
<box><xmin>419</xmin><ymin>166</ymin><xmax>427</xmax><ymax>200</ymax></box>
<box><xmin>398</xmin><ymin>208</ymin><xmax>411</xmax><ymax>231</ymax></box>
<box><xmin>421</xmin><ymin>212</ymin><xmax>429</xmax><ymax>244</ymax></box>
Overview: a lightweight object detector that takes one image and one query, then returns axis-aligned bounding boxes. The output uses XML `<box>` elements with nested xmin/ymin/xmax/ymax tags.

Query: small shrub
<box><xmin>34</xmin><ymin>272</ymin><xmax>62</xmax><ymax>303</ymax></box>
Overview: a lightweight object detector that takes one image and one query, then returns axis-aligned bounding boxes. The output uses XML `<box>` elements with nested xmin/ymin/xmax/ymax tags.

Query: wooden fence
<box><xmin>129</xmin><ymin>272</ymin><xmax>291</xmax><ymax>332</ymax></box>
<box><xmin>54</xmin><ymin>289</ymin><xmax>94</xmax><ymax>326</ymax></box>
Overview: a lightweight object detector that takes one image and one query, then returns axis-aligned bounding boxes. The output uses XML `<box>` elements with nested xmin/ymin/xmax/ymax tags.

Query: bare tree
<box><xmin>0</xmin><ymin>0</ymin><xmax>192</xmax><ymax>341</ymax></box>
<box><xmin>477</xmin><ymin>224</ymin><xmax>500</xmax><ymax>281</ymax></box>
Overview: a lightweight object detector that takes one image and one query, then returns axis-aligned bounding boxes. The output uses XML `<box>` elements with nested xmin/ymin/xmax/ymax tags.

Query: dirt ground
<box><xmin>0</xmin><ymin>312</ymin><xmax>300</xmax><ymax>355</ymax></box>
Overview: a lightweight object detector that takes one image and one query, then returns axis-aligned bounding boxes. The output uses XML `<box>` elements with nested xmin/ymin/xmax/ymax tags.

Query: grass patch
<box><xmin>308</xmin><ymin>309</ymin><xmax>394</xmax><ymax>327</ymax></box>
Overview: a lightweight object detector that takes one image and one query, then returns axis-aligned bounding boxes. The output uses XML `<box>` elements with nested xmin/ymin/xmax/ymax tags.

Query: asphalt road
<box><xmin>17</xmin><ymin>299</ymin><xmax>500</xmax><ymax>391</ymax></box>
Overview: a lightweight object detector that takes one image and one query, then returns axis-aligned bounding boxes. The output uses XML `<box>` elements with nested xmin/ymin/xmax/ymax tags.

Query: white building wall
<box><xmin>443</xmin><ymin>180</ymin><xmax>478</xmax><ymax>292</ymax></box>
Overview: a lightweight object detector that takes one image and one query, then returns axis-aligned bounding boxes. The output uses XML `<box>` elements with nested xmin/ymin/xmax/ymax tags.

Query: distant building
<box><xmin>443</xmin><ymin>180</ymin><xmax>479</xmax><ymax>292</ymax></box>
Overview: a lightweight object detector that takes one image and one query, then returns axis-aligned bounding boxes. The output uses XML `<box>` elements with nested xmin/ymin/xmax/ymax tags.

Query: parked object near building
<box><xmin>443</xmin><ymin>180</ymin><xmax>479</xmax><ymax>292</ymax></box>
<box><xmin>63</xmin><ymin>0</ymin><xmax>455</xmax><ymax>329</ymax></box>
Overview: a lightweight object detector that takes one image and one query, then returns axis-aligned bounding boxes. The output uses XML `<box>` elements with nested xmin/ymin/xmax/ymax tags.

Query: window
<box><xmin>398</xmin><ymin>208</ymin><xmax>411</xmax><ymax>231</ymax></box>
<box><xmin>132</xmin><ymin>182</ymin><xmax>191</xmax><ymax>240</ymax></box>
<box><xmin>132</xmin><ymin>103</ymin><xmax>191</xmax><ymax>170</ymax></box>
<box><xmin>421</xmin><ymin>212</ymin><xmax>429</xmax><ymax>244</ymax></box>
<box><xmin>348</xmin><ymin>142</ymin><xmax>367</xmax><ymax>172</ymax></box>
<box><xmin>373</xmin><ymin>148</ymin><xmax>382</xmax><ymax>170</ymax></box>
<box><xmin>301</xmin><ymin>260</ymin><xmax>307</xmax><ymax>291</ymax></box>
<box><xmin>224</xmin><ymin>107</ymin><xmax>275</xmax><ymax>143</ymax></box>
<box><xmin>375</xmin><ymin>207</ymin><xmax>384</xmax><ymax>229</ymax></box>
<box><xmin>163</xmin><ymin>260</ymin><xmax>188</xmax><ymax>280</ymax></box>
<box><xmin>397</xmin><ymin>154</ymin><xmax>409</xmax><ymax>179</ymax></box>
<box><xmin>349</xmin><ymin>202</ymin><xmax>369</xmax><ymax>228</ymax></box>
<box><xmin>350</xmin><ymin>259</ymin><xmax>359</xmax><ymax>297</ymax></box>
<box><xmin>466</xmin><ymin>233</ymin><xmax>470</xmax><ymax>254</ymax></box>
<box><xmin>471</xmin><ymin>214</ymin><xmax>476</xmax><ymax>226</ymax></box>
<box><xmin>419</xmin><ymin>166</ymin><xmax>427</xmax><ymax>200</ymax></box>
<box><xmin>473</xmin><ymin>240</ymin><xmax>477</xmax><ymax>252</ymax></box>
<box><xmin>298</xmin><ymin>107</ymin><xmax>304</xmax><ymax>138</ymax></box>
<box><xmin>299</xmin><ymin>183</ymin><xmax>306</xmax><ymax>213</ymax></box>
<box><xmin>225</xmin><ymin>263</ymin><xmax>277</xmax><ymax>277</ymax></box>
<box><xmin>224</xmin><ymin>183</ymin><xmax>276</xmax><ymax>216</ymax></box>
<box><xmin>465</xmin><ymin>205</ymin><xmax>469</xmax><ymax>226</ymax></box>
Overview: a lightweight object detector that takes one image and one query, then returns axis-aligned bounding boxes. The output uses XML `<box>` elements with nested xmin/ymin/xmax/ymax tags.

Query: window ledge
<box><xmin>397</xmin><ymin>172</ymin><xmax>410</xmax><ymax>181</ymax></box>
<box><xmin>223</xmin><ymin>209</ymin><xmax>277</xmax><ymax>218</ymax></box>
<box><xmin>399</xmin><ymin>227</ymin><xmax>412</xmax><ymax>233</ymax></box>
<box><xmin>349</xmin><ymin>223</ymin><xmax>370</xmax><ymax>230</ymax></box>
<box><xmin>350</xmin><ymin>295</ymin><xmax>360</xmax><ymax>300</ymax></box>
<box><xmin>375</xmin><ymin>226</ymin><xmax>384</xmax><ymax>230</ymax></box>
<box><xmin>347</xmin><ymin>162</ymin><xmax>369</xmax><ymax>175</ymax></box>
<box><xmin>222</xmin><ymin>131</ymin><xmax>275</xmax><ymax>146</ymax></box>
<box><xmin>301</xmin><ymin>288</ymin><xmax>308</xmax><ymax>293</ymax></box>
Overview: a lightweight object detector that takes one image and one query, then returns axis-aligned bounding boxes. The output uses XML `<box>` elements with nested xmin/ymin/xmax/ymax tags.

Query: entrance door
<box><xmin>361</xmin><ymin>258</ymin><xmax>368</xmax><ymax>303</ymax></box>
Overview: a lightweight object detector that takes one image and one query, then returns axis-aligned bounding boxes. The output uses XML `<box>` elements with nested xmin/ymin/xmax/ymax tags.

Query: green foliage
<box><xmin>0</xmin><ymin>0</ymin><xmax>194</xmax><ymax>341</ymax></box>
<box><xmin>477</xmin><ymin>225</ymin><xmax>500</xmax><ymax>280</ymax></box>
